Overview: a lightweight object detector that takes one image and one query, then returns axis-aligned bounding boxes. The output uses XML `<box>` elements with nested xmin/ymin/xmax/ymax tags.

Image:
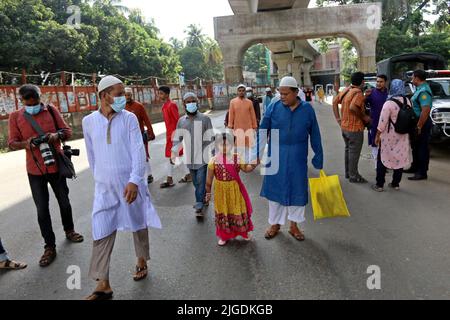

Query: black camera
<box><xmin>31</xmin><ymin>135</ymin><xmax>56</xmax><ymax>167</ymax></box>
<box><xmin>63</xmin><ymin>145</ymin><xmax>80</xmax><ymax>159</ymax></box>
<box><xmin>31</xmin><ymin>135</ymin><xmax>49</xmax><ymax>147</ymax></box>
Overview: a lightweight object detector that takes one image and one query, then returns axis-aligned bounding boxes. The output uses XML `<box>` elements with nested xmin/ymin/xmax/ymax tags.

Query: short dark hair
<box><xmin>351</xmin><ymin>72</ymin><xmax>365</xmax><ymax>86</ymax></box>
<box><xmin>377</xmin><ymin>74</ymin><xmax>387</xmax><ymax>81</ymax></box>
<box><xmin>413</xmin><ymin>69</ymin><xmax>427</xmax><ymax>81</ymax></box>
<box><xmin>159</xmin><ymin>86</ymin><xmax>170</xmax><ymax>95</ymax></box>
<box><xmin>18</xmin><ymin>84</ymin><xmax>40</xmax><ymax>100</ymax></box>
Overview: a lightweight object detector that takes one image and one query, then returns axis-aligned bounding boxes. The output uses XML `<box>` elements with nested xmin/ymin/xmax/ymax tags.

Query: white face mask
<box><xmin>246</xmin><ymin>92</ymin><xmax>253</xmax><ymax>98</ymax></box>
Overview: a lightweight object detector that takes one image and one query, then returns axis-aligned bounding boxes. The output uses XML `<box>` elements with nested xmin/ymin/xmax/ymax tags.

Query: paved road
<box><xmin>1</xmin><ymin>103</ymin><xmax>449</xmax><ymax>300</ymax></box>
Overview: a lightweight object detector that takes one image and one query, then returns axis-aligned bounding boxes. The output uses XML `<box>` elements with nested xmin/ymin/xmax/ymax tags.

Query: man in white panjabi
<box><xmin>82</xmin><ymin>75</ymin><xmax>161</xmax><ymax>300</ymax></box>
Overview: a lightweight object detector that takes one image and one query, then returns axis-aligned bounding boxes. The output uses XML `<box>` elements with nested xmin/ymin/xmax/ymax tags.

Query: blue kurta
<box><xmin>258</xmin><ymin>98</ymin><xmax>323</xmax><ymax>207</ymax></box>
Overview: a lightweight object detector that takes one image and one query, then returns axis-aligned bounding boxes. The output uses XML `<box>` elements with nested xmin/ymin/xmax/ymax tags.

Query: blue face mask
<box><xmin>111</xmin><ymin>96</ymin><xmax>126</xmax><ymax>113</ymax></box>
<box><xmin>25</xmin><ymin>104</ymin><xmax>42</xmax><ymax>115</ymax></box>
<box><xmin>186</xmin><ymin>102</ymin><xmax>198</xmax><ymax>114</ymax></box>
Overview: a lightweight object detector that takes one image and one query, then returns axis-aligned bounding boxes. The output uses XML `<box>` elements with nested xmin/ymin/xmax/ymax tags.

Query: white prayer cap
<box><xmin>183</xmin><ymin>92</ymin><xmax>197</xmax><ymax>101</ymax></box>
<box><xmin>265</xmin><ymin>87</ymin><xmax>272</xmax><ymax>92</ymax></box>
<box><xmin>124</xmin><ymin>87</ymin><xmax>133</xmax><ymax>93</ymax></box>
<box><xmin>246</xmin><ymin>87</ymin><xmax>253</xmax><ymax>92</ymax></box>
<box><xmin>279</xmin><ymin>76</ymin><xmax>298</xmax><ymax>88</ymax></box>
<box><xmin>98</xmin><ymin>75</ymin><xmax>123</xmax><ymax>93</ymax></box>
<box><xmin>237</xmin><ymin>84</ymin><xmax>246</xmax><ymax>90</ymax></box>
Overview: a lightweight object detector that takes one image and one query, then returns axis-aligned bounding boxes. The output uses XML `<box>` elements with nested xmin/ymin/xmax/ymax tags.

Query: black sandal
<box><xmin>160</xmin><ymin>181</ymin><xmax>175</xmax><ymax>188</ymax></box>
<box><xmin>86</xmin><ymin>291</ymin><xmax>114</xmax><ymax>301</ymax></box>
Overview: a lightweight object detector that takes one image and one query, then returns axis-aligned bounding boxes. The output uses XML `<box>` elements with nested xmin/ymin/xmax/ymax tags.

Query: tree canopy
<box><xmin>315</xmin><ymin>0</ymin><xmax>449</xmax><ymax>82</ymax></box>
<box><xmin>0</xmin><ymin>0</ymin><xmax>182</xmax><ymax>82</ymax></box>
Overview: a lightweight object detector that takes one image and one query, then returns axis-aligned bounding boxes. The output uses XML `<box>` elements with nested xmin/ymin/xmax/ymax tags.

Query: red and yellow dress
<box><xmin>208</xmin><ymin>154</ymin><xmax>254</xmax><ymax>241</ymax></box>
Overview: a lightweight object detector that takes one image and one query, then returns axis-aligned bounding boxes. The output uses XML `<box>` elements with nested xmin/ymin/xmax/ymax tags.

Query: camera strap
<box><xmin>23</xmin><ymin>111</ymin><xmax>48</xmax><ymax>175</ymax></box>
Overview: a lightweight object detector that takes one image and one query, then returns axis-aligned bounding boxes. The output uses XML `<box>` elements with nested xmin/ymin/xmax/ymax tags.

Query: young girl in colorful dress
<box><xmin>205</xmin><ymin>133</ymin><xmax>257</xmax><ymax>246</ymax></box>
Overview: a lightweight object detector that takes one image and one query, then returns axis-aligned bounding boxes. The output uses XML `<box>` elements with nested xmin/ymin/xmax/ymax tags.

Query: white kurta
<box><xmin>82</xmin><ymin>110</ymin><xmax>162</xmax><ymax>241</ymax></box>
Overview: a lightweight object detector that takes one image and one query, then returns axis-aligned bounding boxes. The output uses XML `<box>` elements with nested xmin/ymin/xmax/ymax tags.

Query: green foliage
<box><xmin>170</xmin><ymin>24</ymin><xmax>224</xmax><ymax>82</ymax></box>
<box><xmin>243</xmin><ymin>44</ymin><xmax>270</xmax><ymax>84</ymax></box>
<box><xmin>315</xmin><ymin>0</ymin><xmax>450</xmax><ymax>67</ymax></box>
<box><xmin>0</xmin><ymin>0</ymin><xmax>181</xmax><ymax>81</ymax></box>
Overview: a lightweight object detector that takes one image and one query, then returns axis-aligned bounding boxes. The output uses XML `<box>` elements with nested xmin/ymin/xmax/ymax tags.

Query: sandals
<box><xmin>160</xmin><ymin>181</ymin><xmax>175</xmax><ymax>188</ymax></box>
<box><xmin>349</xmin><ymin>176</ymin><xmax>368</xmax><ymax>184</ymax></box>
<box><xmin>264</xmin><ymin>225</ymin><xmax>281</xmax><ymax>240</ymax></box>
<box><xmin>0</xmin><ymin>259</ymin><xmax>27</xmax><ymax>270</ymax></box>
<box><xmin>66</xmin><ymin>231</ymin><xmax>84</xmax><ymax>243</ymax></box>
<box><xmin>39</xmin><ymin>247</ymin><xmax>57</xmax><ymax>267</ymax></box>
<box><xmin>86</xmin><ymin>291</ymin><xmax>114</xmax><ymax>301</ymax></box>
<box><xmin>179</xmin><ymin>174</ymin><xmax>192</xmax><ymax>183</ymax></box>
<box><xmin>288</xmin><ymin>228</ymin><xmax>305</xmax><ymax>242</ymax></box>
<box><xmin>133</xmin><ymin>265</ymin><xmax>148</xmax><ymax>281</ymax></box>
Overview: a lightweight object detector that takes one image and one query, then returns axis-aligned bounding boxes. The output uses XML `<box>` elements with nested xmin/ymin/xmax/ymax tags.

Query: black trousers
<box><xmin>28</xmin><ymin>173</ymin><xmax>74</xmax><ymax>249</ymax></box>
<box><xmin>410</xmin><ymin>118</ymin><xmax>432</xmax><ymax>177</ymax></box>
<box><xmin>376</xmin><ymin>149</ymin><xmax>403</xmax><ymax>188</ymax></box>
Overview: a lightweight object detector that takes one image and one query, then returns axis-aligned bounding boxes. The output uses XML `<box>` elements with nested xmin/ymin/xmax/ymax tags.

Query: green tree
<box><xmin>185</xmin><ymin>24</ymin><xmax>205</xmax><ymax>49</ymax></box>
<box><xmin>243</xmin><ymin>44</ymin><xmax>269</xmax><ymax>83</ymax></box>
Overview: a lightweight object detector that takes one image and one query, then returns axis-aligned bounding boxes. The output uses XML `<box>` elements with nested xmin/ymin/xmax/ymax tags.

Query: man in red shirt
<box><xmin>158</xmin><ymin>86</ymin><xmax>191</xmax><ymax>188</ymax></box>
<box><xmin>8</xmin><ymin>84</ymin><xmax>83</xmax><ymax>267</ymax></box>
<box><xmin>125</xmin><ymin>88</ymin><xmax>156</xmax><ymax>184</ymax></box>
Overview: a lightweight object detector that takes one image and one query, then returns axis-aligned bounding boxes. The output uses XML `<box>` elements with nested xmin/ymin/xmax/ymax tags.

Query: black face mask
<box><xmin>186</xmin><ymin>110</ymin><xmax>198</xmax><ymax>116</ymax></box>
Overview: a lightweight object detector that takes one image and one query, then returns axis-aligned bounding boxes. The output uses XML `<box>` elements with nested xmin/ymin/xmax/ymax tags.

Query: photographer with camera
<box><xmin>8</xmin><ymin>84</ymin><xmax>84</xmax><ymax>267</ymax></box>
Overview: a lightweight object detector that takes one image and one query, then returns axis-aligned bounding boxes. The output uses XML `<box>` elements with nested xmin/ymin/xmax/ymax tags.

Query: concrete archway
<box><xmin>214</xmin><ymin>3</ymin><xmax>382</xmax><ymax>84</ymax></box>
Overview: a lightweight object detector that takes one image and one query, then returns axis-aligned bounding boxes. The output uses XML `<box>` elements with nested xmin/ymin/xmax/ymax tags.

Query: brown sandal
<box><xmin>66</xmin><ymin>231</ymin><xmax>84</xmax><ymax>243</ymax></box>
<box><xmin>133</xmin><ymin>265</ymin><xmax>148</xmax><ymax>281</ymax></box>
<box><xmin>288</xmin><ymin>228</ymin><xmax>305</xmax><ymax>241</ymax></box>
<box><xmin>264</xmin><ymin>225</ymin><xmax>281</xmax><ymax>240</ymax></box>
<box><xmin>39</xmin><ymin>248</ymin><xmax>57</xmax><ymax>267</ymax></box>
<box><xmin>85</xmin><ymin>291</ymin><xmax>114</xmax><ymax>301</ymax></box>
<box><xmin>0</xmin><ymin>259</ymin><xmax>27</xmax><ymax>270</ymax></box>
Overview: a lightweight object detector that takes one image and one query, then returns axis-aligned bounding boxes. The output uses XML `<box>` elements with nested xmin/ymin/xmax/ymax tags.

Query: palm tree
<box><xmin>185</xmin><ymin>24</ymin><xmax>205</xmax><ymax>49</ymax></box>
<box><xmin>94</xmin><ymin>0</ymin><xmax>130</xmax><ymax>15</ymax></box>
<box><xmin>204</xmin><ymin>39</ymin><xmax>223</xmax><ymax>65</ymax></box>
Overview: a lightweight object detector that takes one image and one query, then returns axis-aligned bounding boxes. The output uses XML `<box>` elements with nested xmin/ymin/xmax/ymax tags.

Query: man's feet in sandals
<box><xmin>66</xmin><ymin>230</ymin><xmax>84</xmax><ymax>243</ymax></box>
<box><xmin>39</xmin><ymin>247</ymin><xmax>57</xmax><ymax>267</ymax></box>
<box><xmin>288</xmin><ymin>224</ymin><xmax>305</xmax><ymax>241</ymax></box>
<box><xmin>160</xmin><ymin>178</ymin><xmax>175</xmax><ymax>189</ymax></box>
<box><xmin>0</xmin><ymin>259</ymin><xmax>27</xmax><ymax>270</ymax></box>
<box><xmin>264</xmin><ymin>224</ymin><xmax>281</xmax><ymax>240</ymax></box>
<box><xmin>85</xmin><ymin>291</ymin><xmax>114</xmax><ymax>301</ymax></box>
<box><xmin>179</xmin><ymin>174</ymin><xmax>192</xmax><ymax>183</ymax></box>
<box><xmin>133</xmin><ymin>264</ymin><xmax>148</xmax><ymax>281</ymax></box>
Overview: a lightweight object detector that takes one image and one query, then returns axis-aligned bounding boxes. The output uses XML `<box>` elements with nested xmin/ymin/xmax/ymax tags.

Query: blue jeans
<box><xmin>0</xmin><ymin>238</ymin><xmax>8</xmax><ymax>262</ymax></box>
<box><xmin>190</xmin><ymin>165</ymin><xmax>208</xmax><ymax>210</ymax></box>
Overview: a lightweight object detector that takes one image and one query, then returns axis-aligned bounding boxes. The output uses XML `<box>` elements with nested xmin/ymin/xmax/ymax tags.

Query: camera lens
<box><xmin>39</xmin><ymin>143</ymin><xmax>55</xmax><ymax>166</ymax></box>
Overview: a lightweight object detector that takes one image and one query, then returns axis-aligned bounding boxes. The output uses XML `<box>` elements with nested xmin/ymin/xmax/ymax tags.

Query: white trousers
<box><xmin>269</xmin><ymin>201</ymin><xmax>306</xmax><ymax>225</ymax></box>
<box><xmin>371</xmin><ymin>146</ymin><xmax>379</xmax><ymax>169</ymax></box>
<box><xmin>145</xmin><ymin>161</ymin><xmax>152</xmax><ymax>176</ymax></box>
<box><xmin>166</xmin><ymin>160</ymin><xmax>189</xmax><ymax>178</ymax></box>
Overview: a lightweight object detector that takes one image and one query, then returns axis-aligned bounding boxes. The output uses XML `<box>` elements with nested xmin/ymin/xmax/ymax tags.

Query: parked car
<box><xmin>427</xmin><ymin>76</ymin><xmax>450</xmax><ymax>143</ymax></box>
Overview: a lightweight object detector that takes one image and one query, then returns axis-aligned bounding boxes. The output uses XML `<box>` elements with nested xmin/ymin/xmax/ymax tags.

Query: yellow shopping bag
<box><xmin>309</xmin><ymin>170</ymin><xmax>350</xmax><ymax>220</ymax></box>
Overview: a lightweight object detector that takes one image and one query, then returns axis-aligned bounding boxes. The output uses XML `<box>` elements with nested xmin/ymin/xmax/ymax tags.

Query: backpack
<box><xmin>388</xmin><ymin>96</ymin><xmax>417</xmax><ymax>134</ymax></box>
